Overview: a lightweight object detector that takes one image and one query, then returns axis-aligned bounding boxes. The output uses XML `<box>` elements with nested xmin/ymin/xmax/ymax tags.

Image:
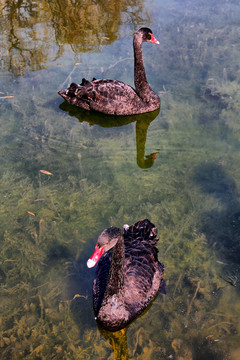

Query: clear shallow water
<box><xmin>1</xmin><ymin>0</ymin><xmax>240</xmax><ymax>359</ymax></box>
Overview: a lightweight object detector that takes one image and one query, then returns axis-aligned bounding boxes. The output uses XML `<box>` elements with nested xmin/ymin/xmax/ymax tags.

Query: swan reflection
<box><xmin>59</xmin><ymin>101</ymin><xmax>160</xmax><ymax>169</ymax></box>
<box><xmin>100</xmin><ymin>327</ymin><xmax>129</xmax><ymax>360</ymax></box>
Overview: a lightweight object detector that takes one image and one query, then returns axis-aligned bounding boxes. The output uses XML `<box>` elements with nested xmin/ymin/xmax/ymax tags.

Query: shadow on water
<box><xmin>59</xmin><ymin>101</ymin><xmax>160</xmax><ymax>169</ymax></box>
<box><xmin>68</xmin><ymin>266</ymin><xmax>96</xmax><ymax>332</ymax></box>
<box><xmin>193</xmin><ymin>162</ymin><xmax>240</xmax><ymax>286</ymax></box>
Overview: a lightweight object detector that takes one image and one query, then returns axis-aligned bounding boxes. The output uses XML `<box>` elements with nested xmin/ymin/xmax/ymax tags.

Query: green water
<box><xmin>1</xmin><ymin>0</ymin><xmax>240</xmax><ymax>359</ymax></box>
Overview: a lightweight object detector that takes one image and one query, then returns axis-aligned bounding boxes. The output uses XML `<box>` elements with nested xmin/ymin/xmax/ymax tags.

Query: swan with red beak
<box><xmin>86</xmin><ymin>220</ymin><xmax>164</xmax><ymax>332</ymax></box>
<box><xmin>58</xmin><ymin>28</ymin><xmax>160</xmax><ymax>115</ymax></box>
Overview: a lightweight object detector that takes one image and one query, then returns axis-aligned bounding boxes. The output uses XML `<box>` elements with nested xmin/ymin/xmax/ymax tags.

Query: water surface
<box><xmin>1</xmin><ymin>0</ymin><xmax>240</xmax><ymax>359</ymax></box>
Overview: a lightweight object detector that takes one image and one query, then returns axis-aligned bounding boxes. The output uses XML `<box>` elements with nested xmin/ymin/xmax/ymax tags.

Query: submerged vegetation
<box><xmin>1</xmin><ymin>0</ymin><xmax>240</xmax><ymax>358</ymax></box>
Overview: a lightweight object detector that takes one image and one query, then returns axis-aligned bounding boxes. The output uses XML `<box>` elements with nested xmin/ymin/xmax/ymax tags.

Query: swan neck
<box><xmin>104</xmin><ymin>233</ymin><xmax>125</xmax><ymax>297</ymax></box>
<box><xmin>134</xmin><ymin>36</ymin><xmax>151</xmax><ymax>99</ymax></box>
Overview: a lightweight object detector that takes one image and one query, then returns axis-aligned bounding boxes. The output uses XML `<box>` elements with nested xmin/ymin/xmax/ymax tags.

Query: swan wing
<box><xmin>72</xmin><ymin>79</ymin><xmax>140</xmax><ymax>115</ymax></box>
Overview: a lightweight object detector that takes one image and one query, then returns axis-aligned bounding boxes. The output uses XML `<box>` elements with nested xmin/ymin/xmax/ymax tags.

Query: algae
<box><xmin>1</xmin><ymin>0</ymin><xmax>240</xmax><ymax>359</ymax></box>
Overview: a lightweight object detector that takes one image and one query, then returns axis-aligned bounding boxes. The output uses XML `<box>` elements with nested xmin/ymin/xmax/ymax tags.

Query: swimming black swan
<box><xmin>58</xmin><ymin>28</ymin><xmax>160</xmax><ymax>115</ymax></box>
<box><xmin>87</xmin><ymin>219</ymin><xmax>164</xmax><ymax>331</ymax></box>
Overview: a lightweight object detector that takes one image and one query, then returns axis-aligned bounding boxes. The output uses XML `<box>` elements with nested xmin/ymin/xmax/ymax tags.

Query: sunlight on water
<box><xmin>0</xmin><ymin>0</ymin><xmax>240</xmax><ymax>359</ymax></box>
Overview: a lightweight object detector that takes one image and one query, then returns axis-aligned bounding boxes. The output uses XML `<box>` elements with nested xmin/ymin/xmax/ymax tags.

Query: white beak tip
<box><xmin>87</xmin><ymin>259</ymin><xmax>95</xmax><ymax>268</ymax></box>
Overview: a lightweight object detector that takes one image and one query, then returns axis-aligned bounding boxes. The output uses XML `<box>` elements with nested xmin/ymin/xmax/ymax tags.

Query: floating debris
<box><xmin>27</xmin><ymin>211</ymin><xmax>35</xmax><ymax>216</ymax></box>
<box><xmin>216</xmin><ymin>260</ymin><xmax>228</xmax><ymax>265</ymax></box>
<box><xmin>39</xmin><ymin>170</ymin><xmax>53</xmax><ymax>176</ymax></box>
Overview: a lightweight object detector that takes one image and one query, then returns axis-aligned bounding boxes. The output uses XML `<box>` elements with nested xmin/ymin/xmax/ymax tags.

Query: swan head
<box><xmin>87</xmin><ymin>227</ymin><xmax>121</xmax><ymax>268</ymax></box>
<box><xmin>137</xmin><ymin>27</ymin><xmax>160</xmax><ymax>45</ymax></box>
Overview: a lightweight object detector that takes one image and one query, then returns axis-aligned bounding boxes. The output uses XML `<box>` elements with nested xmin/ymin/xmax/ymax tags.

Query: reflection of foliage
<box><xmin>0</xmin><ymin>1</ymin><xmax>54</xmax><ymax>76</ymax></box>
<box><xmin>49</xmin><ymin>0</ymin><xmax>148</xmax><ymax>52</ymax></box>
<box><xmin>0</xmin><ymin>0</ymin><xmax>149</xmax><ymax>76</ymax></box>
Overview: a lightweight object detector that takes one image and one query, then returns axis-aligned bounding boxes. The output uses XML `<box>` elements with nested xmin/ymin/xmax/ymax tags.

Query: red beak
<box><xmin>150</xmin><ymin>33</ymin><xmax>160</xmax><ymax>45</ymax></box>
<box><xmin>87</xmin><ymin>244</ymin><xmax>104</xmax><ymax>268</ymax></box>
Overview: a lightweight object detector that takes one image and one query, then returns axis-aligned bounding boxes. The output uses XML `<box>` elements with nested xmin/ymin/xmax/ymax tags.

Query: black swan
<box><xmin>58</xmin><ymin>28</ymin><xmax>160</xmax><ymax>115</ymax></box>
<box><xmin>87</xmin><ymin>219</ymin><xmax>164</xmax><ymax>331</ymax></box>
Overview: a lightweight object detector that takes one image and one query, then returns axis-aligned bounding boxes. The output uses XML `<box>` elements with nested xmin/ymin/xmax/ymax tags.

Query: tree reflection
<box><xmin>0</xmin><ymin>0</ymin><xmax>149</xmax><ymax>76</ymax></box>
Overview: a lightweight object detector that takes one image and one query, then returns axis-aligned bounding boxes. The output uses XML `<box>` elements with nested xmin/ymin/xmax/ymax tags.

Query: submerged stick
<box><xmin>186</xmin><ymin>281</ymin><xmax>200</xmax><ymax>317</ymax></box>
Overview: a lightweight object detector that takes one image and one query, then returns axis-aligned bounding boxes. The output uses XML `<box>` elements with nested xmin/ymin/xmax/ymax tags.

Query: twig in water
<box><xmin>58</xmin><ymin>63</ymin><xmax>81</xmax><ymax>90</ymax></box>
<box><xmin>186</xmin><ymin>281</ymin><xmax>200</xmax><ymax>317</ymax></box>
